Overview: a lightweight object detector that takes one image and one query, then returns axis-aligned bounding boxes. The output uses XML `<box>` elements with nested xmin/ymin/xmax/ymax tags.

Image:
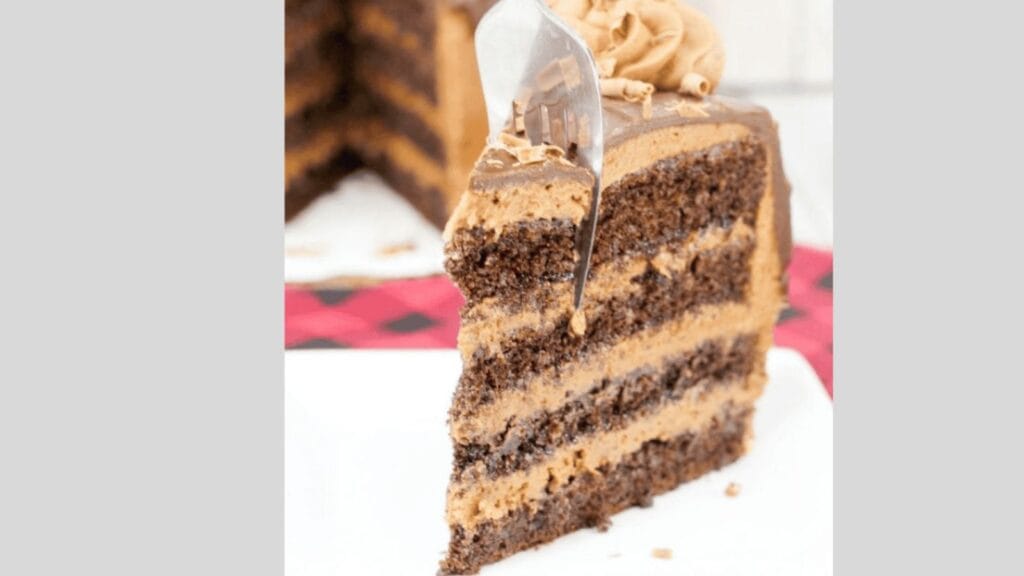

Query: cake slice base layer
<box><xmin>452</xmin><ymin>332</ymin><xmax>757</xmax><ymax>480</ymax></box>
<box><xmin>441</xmin><ymin>404</ymin><xmax>751</xmax><ymax>574</ymax></box>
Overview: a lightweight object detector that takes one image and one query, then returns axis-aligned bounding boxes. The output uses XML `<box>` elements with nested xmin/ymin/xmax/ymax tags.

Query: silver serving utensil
<box><xmin>475</xmin><ymin>0</ymin><xmax>604</xmax><ymax>311</ymax></box>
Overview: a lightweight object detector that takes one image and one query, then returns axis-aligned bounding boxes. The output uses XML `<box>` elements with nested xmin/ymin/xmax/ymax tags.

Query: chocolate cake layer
<box><xmin>447</xmin><ymin>219</ymin><xmax>577</xmax><ymax>301</ymax></box>
<box><xmin>442</xmin><ymin>404</ymin><xmax>751</xmax><ymax>574</ymax></box>
<box><xmin>359</xmin><ymin>149</ymin><xmax>449</xmax><ymax>228</ymax></box>
<box><xmin>453</xmin><ymin>94</ymin><xmax>792</xmax><ymax>269</ymax></box>
<box><xmin>285</xmin><ymin>0</ymin><xmax>345</xmax><ymax>63</ymax></box>
<box><xmin>447</xmin><ymin>138</ymin><xmax>766</xmax><ymax>301</ymax></box>
<box><xmin>357</xmin><ymin>81</ymin><xmax>447</xmax><ymax>164</ymax></box>
<box><xmin>347</xmin><ymin>37</ymin><xmax>438</xmax><ymax>103</ymax></box>
<box><xmin>286</xmin><ymin>0</ymin><xmax>319</xmax><ymax>13</ymax></box>
<box><xmin>285</xmin><ymin>148</ymin><xmax>362</xmax><ymax>220</ymax></box>
<box><xmin>599</xmin><ymin>95</ymin><xmax>791</xmax><ymax>269</ymax></box>
<box><xmin>350</xmin><ymin>0</ymin><xmax>437</xmax><ymax>49</ymax></box>
<box><xmin>286</xmin><ymin>27</ymin><xmax>347</xmax><ymax>83</ymax></box>
<box><xmin>451</xmin><ymin>238</ymin><xmax>754</xmax><ymax>413</ymax></box>
<box><xmin>285</xmin><ymin>28</ymin><xmax>349</xmax><ymax>148</ymax></box>
<box><xmin>285</xmin><ymin>94</ymin><xmax>347</xmax><ymax>149</ymax></box>
<box><xmin>453</xmin><ymin>333</ymin><xmax>756</xmax><ymax>480</ymax></box>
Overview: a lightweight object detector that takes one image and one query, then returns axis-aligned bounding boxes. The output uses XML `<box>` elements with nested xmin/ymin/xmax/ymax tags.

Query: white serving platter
<box><xmin>286</xmin><ymin>347</ymin><xmax>832</xmax><ymax>575</ymax></box>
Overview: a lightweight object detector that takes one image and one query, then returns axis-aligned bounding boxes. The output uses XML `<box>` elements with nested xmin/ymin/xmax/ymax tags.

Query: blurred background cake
<box><xmin>285</xmin><ymin>0</ymin><xmax>493</xmax><ymax>226</ymax></box>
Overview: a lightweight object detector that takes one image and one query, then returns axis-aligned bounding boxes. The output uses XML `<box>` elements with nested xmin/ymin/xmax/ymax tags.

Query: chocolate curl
<box><xmin>601</xmin><ymin>77</ymin><xmax>655</xmax><ymax>119</ymax></box>
<box><xmin>512</xmin><ymin>99</ymin><xmax>527</xmax><ymax>134</ymax></box>
<box><xmin>669</xmin><ymin>98</ymin><xmax>710</xmax><ymax>118</ymax></box>
<box><xmin>680</xmin><ymin>72</ymin><xmax>711</xmax><ymax>97</ymax></box>
<box><xmin>498</xmin><ymin>132</ymin><xmax>530</xmax><ymax>149</ymax></box>
<box><xmin>496</xmin><ymin>132</ymin><xmax>569</xmax><ymax>166</ymax></box>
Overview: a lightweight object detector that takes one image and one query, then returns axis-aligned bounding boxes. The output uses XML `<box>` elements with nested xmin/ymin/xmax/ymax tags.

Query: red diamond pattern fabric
<box><xmin>285</xmin><ymin>245</ymin><xmax>833</xmax><ymax>396</ymax></box>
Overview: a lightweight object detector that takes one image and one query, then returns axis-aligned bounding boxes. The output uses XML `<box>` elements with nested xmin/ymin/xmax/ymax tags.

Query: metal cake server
<box><xmin>475</xmin><ymin>0</ymin><xmax>604</xmax><ymax>311</ymax></box>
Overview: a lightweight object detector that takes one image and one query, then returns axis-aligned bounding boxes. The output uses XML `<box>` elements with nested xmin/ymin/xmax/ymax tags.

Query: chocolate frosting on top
<box><xmin>604</xmin><ymin>93</ymin><xmax>792</xmax><ymax>266</ymax></box>
<box><xmin>443</xmin><ymin>0</ymin><xmax>789</xmax><ymax>266</ymax></box>
<box><xmin>466</xmin><ymin>93</ymin><xmax>792</xmax><ymax>266</ymax></box>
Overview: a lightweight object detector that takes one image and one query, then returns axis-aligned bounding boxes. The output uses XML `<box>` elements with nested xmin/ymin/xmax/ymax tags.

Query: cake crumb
<box><xmin>725</xmin><ymin>482</ymin><xmax>742</xmax><ymax>497</ymax></box>
<box><xmin>376</xmin><ymin>242</ymin><xmax>415</xmax><ymax>257</ymax></box>
<box><xmin>569</xmin><ymin>309</ymin><xmax>587</xmax><ymax>336</ymax></box>
<box><xmin>650</xmin><ymin>251</ymin><xmax>674</xmax><ymax>278</ymax></box>
<box><xmin>652</xmin><ymin>548</ymin><xmax>673</xmax><ymax>560</ymax></box>
<box><xmin>496</xmin><ymin>132</ymin><xmax>570</xmax><ymax>166</ymax></box>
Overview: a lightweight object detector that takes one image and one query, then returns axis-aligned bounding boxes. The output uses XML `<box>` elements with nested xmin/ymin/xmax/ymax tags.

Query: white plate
<box><xmin>286</xmin><ymin>348</ymin><xmax>833</xmax><ymax>575</ymax></box>
<box><xmin>284</xmin><ymin>171</ymin><xmax>445</xmax><ymax>283</ymax></box>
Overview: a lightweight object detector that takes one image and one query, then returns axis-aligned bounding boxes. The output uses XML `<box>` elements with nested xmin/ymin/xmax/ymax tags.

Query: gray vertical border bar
<box><xmin>837</xmin><ymin>1</ymin><xmax>1024</xmax><ymax>574</ymax></box>
<box><xmin>0</xmin><ymin>1</ymin><xmax>284</xmax><ymax>575</ymax></box>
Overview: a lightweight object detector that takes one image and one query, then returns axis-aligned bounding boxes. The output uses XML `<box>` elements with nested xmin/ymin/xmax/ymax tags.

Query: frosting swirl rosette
<box><xmin>548</xmin><ymin>0</ymin><xmax>725</xmax><ymax>108</ymax></box>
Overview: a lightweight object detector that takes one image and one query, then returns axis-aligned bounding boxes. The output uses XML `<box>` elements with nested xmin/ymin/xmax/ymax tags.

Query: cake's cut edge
<box><xmin>441</xmin><ymin>404</ymin><xmax>752</xmax><ymax>574</ymax></box>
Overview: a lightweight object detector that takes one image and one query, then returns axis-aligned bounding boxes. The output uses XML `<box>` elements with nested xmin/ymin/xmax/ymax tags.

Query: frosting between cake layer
<box><xmin>351</xmin><ymin>2</ymin><xmax>426</xmax><ymax>53</ymax></box>
<box><xmin>347</xmin><ymin>119</ymin><xmax>449</xmax><ymax>191</ymax></box>
<box><xmin>286</xmin><ymin>65</ymin><xmax>345</xmax><ymax>118</ymax></box>
<box><xmin>285</xmin><ymin>126</ymin><xmax>346</xmax><ymax>186</ymax></box>
<box><xmin>444</xmin><ymin>94</ymin><xmax>785</xmax><ymax>246</ymax></box>
<box><xmin>356</xmin><ymin>70</ymin><xmax>445</xmax><ymax>133</ymax></box>
<box><xmin>451</xmin><ymin>153</ymin><xmax>786</xmax><ymax>443</ymax></box>
<box><xmin>452</xmin><ymin>332</ymin><xmax>758</xmax><ymax>480</ymax></box>
<box><xmin>446</xmin><ymin>122</ymin><xmax>750</xmax><ymax>237</ymax></box>
<box><xmin>458</xmin><ymin>222</ymin><xmax>756</xmax><ymax>358</ymax></box>
<box><xmin>451</xmin><ymin>298</ymin><xmax>769</xmax><ymax>442</ymax></box>
<box><xmin>447</xmin><ymin>371</ymin><xmax>764</xmax><ymax>529</ymax></box>
<box><xmin>285</xmin><ymin>0</ymin><xmax>345</xmax><ymax>63</ymax></box>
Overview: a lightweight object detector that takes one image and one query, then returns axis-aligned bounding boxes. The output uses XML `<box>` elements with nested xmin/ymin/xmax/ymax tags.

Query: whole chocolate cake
<box><xmin>440</xmin><ymin>1</ymin><xmax>792</xmax><ymax>572</ymax></box>
<box><xmin>285</xmin><ymin>0</ymin><xmax>494</xmax><ymax>224</ymax></box>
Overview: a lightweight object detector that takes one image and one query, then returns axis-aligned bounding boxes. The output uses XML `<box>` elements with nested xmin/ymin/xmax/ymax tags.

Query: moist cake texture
<box><xmin>440</xmin><ymin>2</ymin><xmax>790</xmax><ymax>571</ymax></box>
<box><xmin>284</xmin><ymin>0</ymin><xmax>494</xmax><ymax>224</ymax></box>
<box><xmin>442</xmin><ymin>92</ymin><xmax>790</xmax><ymax>574</ymax></box>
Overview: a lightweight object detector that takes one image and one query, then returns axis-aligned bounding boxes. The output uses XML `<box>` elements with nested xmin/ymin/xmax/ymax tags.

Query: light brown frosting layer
<box><xmin>458</xmin><ymin>222</ymin><xmax>756</xmax><ymax>359</ymax></box>
<box><xmin>548</xmin><ymin>0</ymin><xmax>725</xmax><ymax>98</ymax></box>
<box><xmin>447</xmin><ymin>372</ymin><xmax>763</xmax><ymax>528</ymax></box>
<box><xmin>285</xmin><ymin>127</ymin><xmax>345</xmax><ymax>186</ymax></box>
<box><xmin>448</xmin><ymin>181</ymin><xmax>786</xmax><ymax>521</ymax></box>
<box><xmin>452</xmin><ymin>299</ymin><xmax>766</xmax><ymax>442</ymax></box>
<box><xmin>445</xmin><ymin>100</ymin><xmax>757</xmax><ymax>239</ymax></box>
<box><xmin>345</xmin><ymin>119</ymin><xmax>449</xmax><ymax>191</ymax></box>
<box><xmin>445</xmin><ymin>93</ymin><xmax>792</xmax><ymax>269</ymax></box>
<box><xmin>450</xmin><ymin>155</ymin><xmax>786</xmax><ymax>443</ymax></box>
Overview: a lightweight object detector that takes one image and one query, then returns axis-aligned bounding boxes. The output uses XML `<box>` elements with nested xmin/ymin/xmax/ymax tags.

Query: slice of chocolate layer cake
<box><xmin>440</xmin><ymin>2</ymin><xmax>791</xmax><ymax>572</ymax></box>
